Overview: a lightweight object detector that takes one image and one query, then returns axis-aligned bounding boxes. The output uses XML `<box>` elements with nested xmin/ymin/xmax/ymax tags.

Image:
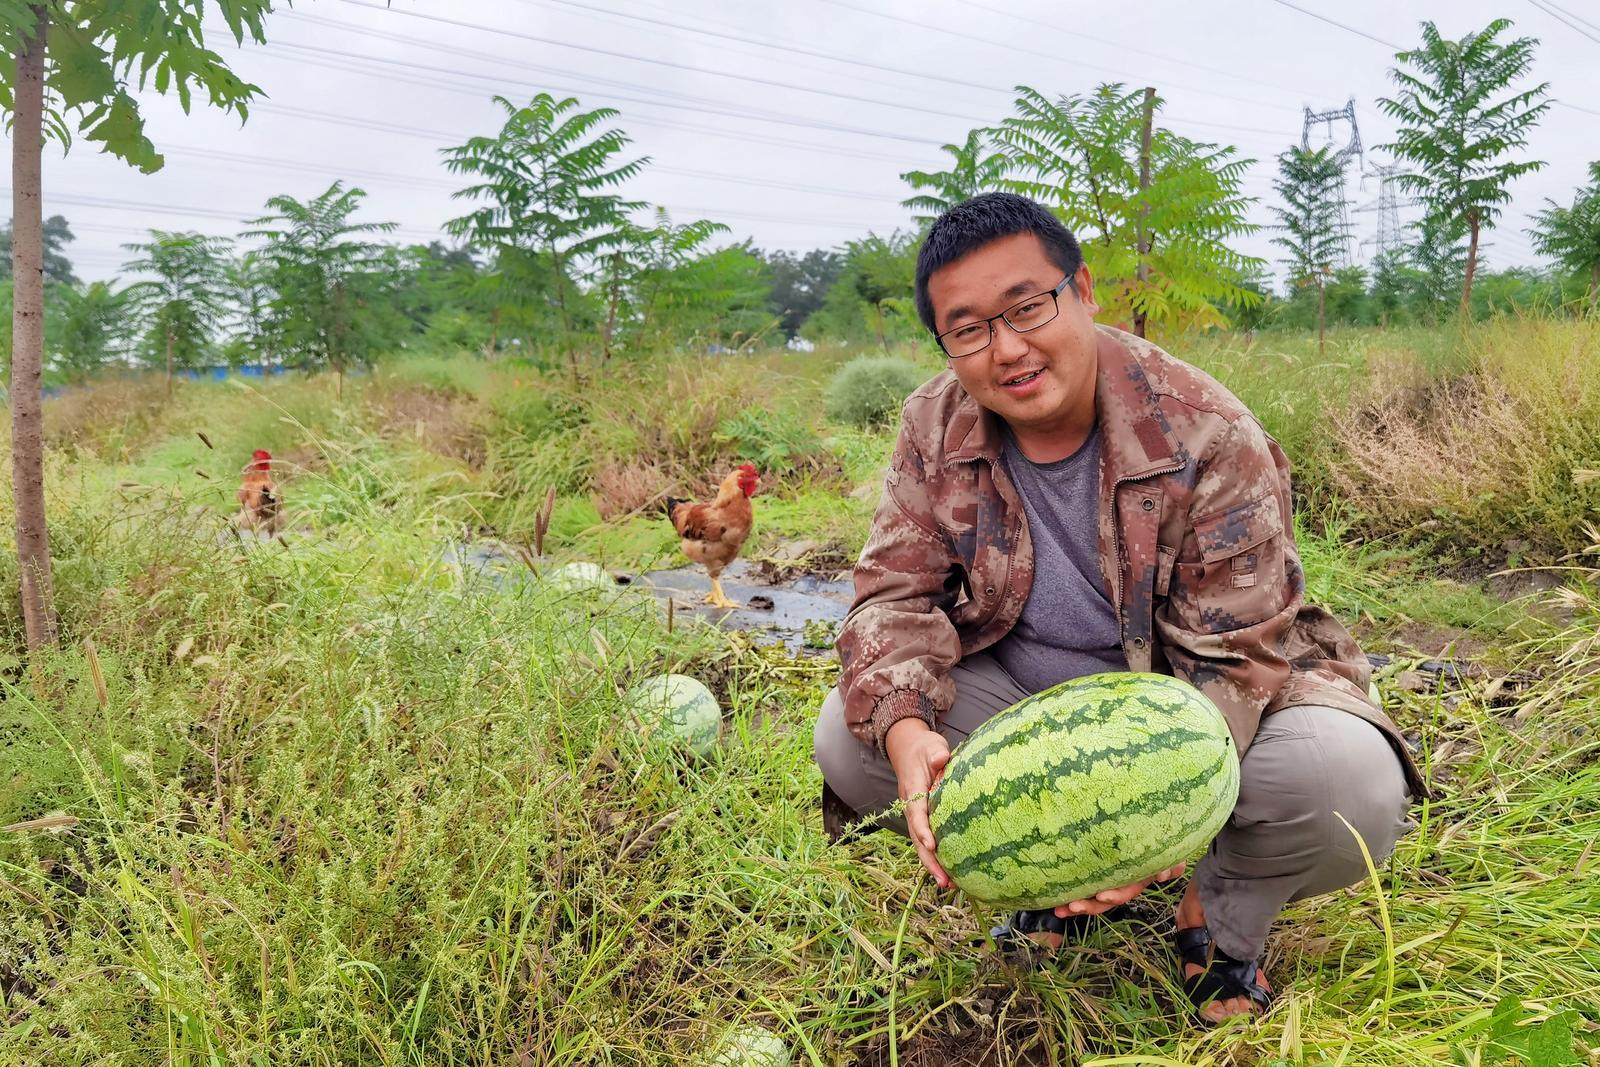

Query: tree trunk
<box><xmin>332</xmin><ymin>280</ymin><xmax>347</xmax><ymax>401</ymax></box>
<box><xmin>1133</xmin><ymin>86</ymin><xmax>1155</xmax><ymax>339</ymax></box>
<box><xmin>872</xmin><ymin>301</ymin><xmax>887</xmax><ymax>351</ymax></box>
<box><xmin>486</xmin><ymin>305</ymin><xmax>500</xmax><ymax>358</ymax></box>
<box><xmin>1588</xmin><ymin>261</ymin><xmax>1598</xmax><ymax>316</ymax></box>
<box><xmin>1460</xmin><ymin>215</ymin><xmax>1480</xmax><ymax>317</ymax></box>
<box><xmin>10</xmin><ymin>5</ymin><xmax>57</xmax><ymax>650</ymax></box>
<box><xmin>165</xmin><ymin>325</ymin><xmax>175</xmax><ymax>399</ymax></box>
<box><xmin>1316</xmin><ymin>279</ymin><xmax>1326</xmax><ymax>355</ymax></box>
<box><xmin>601</xmin><ymin>254</ymin><xmax>621</xmax><ymax>362</ymax></box>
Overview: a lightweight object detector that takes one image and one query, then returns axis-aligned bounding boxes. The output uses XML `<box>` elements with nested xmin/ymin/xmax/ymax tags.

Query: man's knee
<box><xmin>813</xmin><ymin>687</ymin><xmax>851</xmax><ymax>778</ymax></box>
<box><xmin>1231</xmin><ymin>707</ymin><xmax>1412</xmax><ymax>897</ymax></box>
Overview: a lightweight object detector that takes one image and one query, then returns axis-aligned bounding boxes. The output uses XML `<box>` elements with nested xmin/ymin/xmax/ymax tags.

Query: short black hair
<box><xmin>913</xmin><ymin>192</ymin><xmax>1084</xmax><ymax>333</ymax></box>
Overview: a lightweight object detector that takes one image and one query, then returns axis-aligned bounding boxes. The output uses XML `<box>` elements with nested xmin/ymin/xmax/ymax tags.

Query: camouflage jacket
<box><xmin>836</xmin><ymin>326</ymin><xmax>1425</xmax><ymax>797</ymax></box>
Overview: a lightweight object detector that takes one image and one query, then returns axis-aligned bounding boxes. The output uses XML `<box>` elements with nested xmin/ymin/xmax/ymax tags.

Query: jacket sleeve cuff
<box><xmin>868</xmin><ymin>689</ymin><xmax>938</xmax><ymax>757</ymax></box>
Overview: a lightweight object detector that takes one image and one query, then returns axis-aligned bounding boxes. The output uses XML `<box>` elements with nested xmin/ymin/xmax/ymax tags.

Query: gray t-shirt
<box><xmin>991</xmin><ymin>424</ymin><xmax>1128</xmax><ymax>694</ymax></box>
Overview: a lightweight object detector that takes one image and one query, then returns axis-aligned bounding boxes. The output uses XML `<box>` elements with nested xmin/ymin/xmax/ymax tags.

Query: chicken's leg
<box><xmin>704</xmin><ymin>576</ymin><xmax>740</xmax><ymax>609</ymax></box>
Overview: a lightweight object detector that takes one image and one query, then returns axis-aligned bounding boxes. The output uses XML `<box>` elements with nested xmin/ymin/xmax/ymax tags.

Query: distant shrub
<box><xmin>825</xmin><ymin>355</ymin><xmax>929</xmax><ymax>428</ymax></box>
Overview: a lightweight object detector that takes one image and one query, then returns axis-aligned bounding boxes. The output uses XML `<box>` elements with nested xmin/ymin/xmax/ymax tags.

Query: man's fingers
<box><xmin>1155</xmin><ymin>862</ymin><xmax>1187</xmax><ymax>882</ymax></box>
<box><xmin>914</xmin><ymin>837</ymin><xmax>950</xmax><ymax>887</ymax></box>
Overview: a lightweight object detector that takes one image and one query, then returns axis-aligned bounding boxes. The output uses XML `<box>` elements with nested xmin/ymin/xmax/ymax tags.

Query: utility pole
<box><xmin>1300</xmin><ymin>96</ymin><xmax>1362</xmax><ymax>267</ymax></box>
<box><xmin>1355</xmin><ymin>160</ymin><xmax>1406</xmax><ymax>261</ymax></box>
<box><xmin>1134</xmin><ymin>86</ymin><xmax>1154</xmax><ymax>339</ymax></box>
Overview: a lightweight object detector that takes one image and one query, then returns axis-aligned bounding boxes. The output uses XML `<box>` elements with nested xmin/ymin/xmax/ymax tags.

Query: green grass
<box><xmin>2</xmin><ymin>327</ymin><xmax>1597</xmax><ymax>1064</ymax></box>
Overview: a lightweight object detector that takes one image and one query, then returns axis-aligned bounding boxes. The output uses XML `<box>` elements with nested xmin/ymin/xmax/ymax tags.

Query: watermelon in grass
<box><xmin>627</xmin><ymin>674</ymin><xmax>722</xmax><ymax>756</ymax></box>
<box><xmin>929</xmin><ymin>672</ymin><xmax>1239</xmax><ymax>910</ymax></box>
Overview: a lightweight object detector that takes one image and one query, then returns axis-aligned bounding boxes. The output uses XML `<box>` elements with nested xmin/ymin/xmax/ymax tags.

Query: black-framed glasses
<box><xmin>935</xmin><ymin>276</ymin><xmax>1073</xmax><ymax>359</ymax></box>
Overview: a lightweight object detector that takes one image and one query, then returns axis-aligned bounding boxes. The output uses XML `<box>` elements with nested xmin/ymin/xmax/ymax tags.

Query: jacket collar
<box><xmin>941</xmin><ymin>326</ymin><xmax>1187</xmax><ymax>481</ymax></box>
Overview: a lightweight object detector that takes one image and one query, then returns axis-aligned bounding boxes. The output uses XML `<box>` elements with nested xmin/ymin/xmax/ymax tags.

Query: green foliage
<box><xmin>1528</xmin><ymin>161</ymin><xmax>1600</xmax><ymax>312</ymax></box>
<box><xmin>48</xmin><ymin>279</ymin><xmax>127</xmax><ymax>381</ymax></box>
<box><xmin>803</xmin><ymin>232</ymin><xmax>920</xmax><ymax>349</ymax></box>
<box><xmin>120</xmin><ymin>229</ymin><xmax>233</xmax><ymax>377</ymax></box>
<box><xmin>993</xmin><ymin>84</ymin><xmax>1263</xmax><ymax>335</ymax></box>
<box><xmin>713</xmin><ymin>405</ymin><xmax>823</xmax><ymax>478</ymax></box>
<box><xmin>824</xmin><ymin>354</ymin><xmax>930</xmax><ymax>428</ymax></box>
<box><xmin>1271</xmin><ymin>147</ymin><xmax>1349</xmax><ymax>296</ymax></box>
<box><xmin>243</xmin><ymin>181</ymin><xmax>402</xmax><ymax>379</ymax></box>
<box><xmin>0</xmin><ymin>214</ymin><xmax>77</xmax><ymax>285</ymax></box>
<box><xmin>619</xmin><ymin>211</ymin><xmax>774</xmax><ymax>352</ymax></box>
<box><xmin>899</xmin><ymin>128</ymin><xmax>1009</xmax><ymax>223</ymax></box>
<box><xmin>760</xmin><ymin>247</ymin><xmax>843</xmax><ymax>337</ymax></box>
<box><xmin>6</xmin><ymin>340</ymin><xmax>1600</xmax><ymax>1061</ymax></box>
<box><xmin>0</xmin><ymin>2</ymin><xmax>273</xmax><ymax>173</ymax></box>
<box><xmin>443</xmin><ymin>93</ymin><xmax>647</xmax><ymax>350</ymax></box>
<box><xmin>1379</xmin><ymin>19</ymin><xmax>1550</xmax><ymax>308</ymax></box>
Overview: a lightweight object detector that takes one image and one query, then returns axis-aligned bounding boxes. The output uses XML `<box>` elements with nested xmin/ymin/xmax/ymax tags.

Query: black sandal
<box><xmin>1173</xmin><ymin>926</ymin><xmax>1273</xmax><ymax>1019</ymax></box>
<box><xmin>989</xmin><ymin>904</ymin><xmax>1133</xmax><ymax>965</ymax></box>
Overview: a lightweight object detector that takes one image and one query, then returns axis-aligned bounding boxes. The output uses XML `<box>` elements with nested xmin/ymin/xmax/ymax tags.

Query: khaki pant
<box><xmin>812</xmin><ymin>652</ymin><xmax>1414</xmax><ymax>961</ymax></box>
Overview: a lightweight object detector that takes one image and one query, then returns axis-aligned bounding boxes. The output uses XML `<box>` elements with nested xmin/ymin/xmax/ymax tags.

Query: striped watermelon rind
<box><xmin>550</xmin><ymin>561</ymin><xmax>613</xmax><ymax>591</ymax></box>
<box><xmin>627</xmin><ymin>674</ymin><xmax>722</xmax><ymax>756</ymax></box>
<box><xmin>929</xmin><ymin>672</ymin><xmax>1239</xmax><ymax>910</ymax></box>
<box><xmin>704</xmin><ymin>1025</ymin><xmax>790</xmax><ymax>1067</ymax></box>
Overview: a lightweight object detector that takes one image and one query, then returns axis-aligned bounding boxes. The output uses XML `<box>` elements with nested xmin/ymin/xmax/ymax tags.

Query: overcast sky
<box><xmin>6</xmin><ymin>0</ymin><xmax>1598</xmax><ymax>288</ymax></box>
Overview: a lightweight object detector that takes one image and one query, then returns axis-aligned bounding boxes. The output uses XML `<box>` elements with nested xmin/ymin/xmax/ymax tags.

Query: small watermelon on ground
<box><xmin>549</xmin><ymin>561</ymin><xmax>612</xmax><ymax>591</ymax></box>
<box><xmin>626</xmin><ymin>674</ymin><xmax>722</xmax><ymax>755</ymax></box>
<box><xmin>704</xmin><ymin>1025</ymin><xmax>789</xmax><ymax>1067</ymax></box>
<box><xmin>929</xmin><ymin>672</ymin><xmax>1240</xmax><ymax>910</ymax></box>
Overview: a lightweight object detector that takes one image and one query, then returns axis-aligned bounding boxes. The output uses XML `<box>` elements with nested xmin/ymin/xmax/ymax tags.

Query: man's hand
<box><xmin>1053</xmin><ymin>862</ymin><xmax>1187</xmax><ymax>918</ymax></box>
<box><xmin>884</xmin><ymin>717</ymin><xmax>951</xmax><ymax>888</ymax></box>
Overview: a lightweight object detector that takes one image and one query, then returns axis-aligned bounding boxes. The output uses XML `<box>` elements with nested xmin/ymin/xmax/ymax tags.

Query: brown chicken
<box><xmin>236</xmin><ymin>449</ymin><xmax>282</xmax><ymax>535</ymax></box>
<box><xmin>665</xmin><ymin>463</ymin><xmax>760</xmax><ymax>609</ymax></box>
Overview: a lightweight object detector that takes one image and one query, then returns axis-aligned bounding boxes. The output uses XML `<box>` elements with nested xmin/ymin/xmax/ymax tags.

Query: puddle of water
<box><xmin>633</xmin><ymin>561</ymin><xmax>850</xmax><ymax>652</ymax></box>
<box><xmin>439</xmin><ymin>545</ymin><xmax>849</xmax><ymax>654</ymax></box>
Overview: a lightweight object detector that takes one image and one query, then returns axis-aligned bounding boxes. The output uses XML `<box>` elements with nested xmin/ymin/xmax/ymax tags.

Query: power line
<box><xmin>1525</xmin><ymin>0</ymin><xmax>1600</xmax><ymax>46</ymax></box>
<box><xmin>267</xmin><ymin>30</ymin><xmax>938</xmax><ymax>147</ymax></box>
<box><xmin>1543</xmin><ymin>0</ymin><xmax>1600</xmax><ymax>36</ymax></box>
<box><xmin>331</xmin><ymin>0</ymin><xmax>995</xmax><ymax>127</ymax></box>
<box><xmin>327</xmin><ymin>0</ymin><xmax>1291</xmax><ymax>143</ymax></box>
<box><xmin>1265</xmin><ymin>0</ymin><xmax>1400</xmax><ymax>49</ymax></box>
<box><xmin>951</xmin><ymin>0</ymin><xmax>1308</xmax><ymax>101</ymax></box>
<box><xmin>510</xmin><ymin>0</ymin><xmax>1011</xmax><ymax>97</ymax></box>
<box><xmin>810</xmin><ymin>0</ymin><xmax>1296</xmax><ymax>122</ymax></box>
<box><xmin>1265</xmin><ymin>0</ymin><xmax>1599</xmax><ymax>120</ymax></box>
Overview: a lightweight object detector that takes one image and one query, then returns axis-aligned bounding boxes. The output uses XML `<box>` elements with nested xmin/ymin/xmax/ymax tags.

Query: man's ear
<box><xmin>1073</xmin><ymin>263</ymin><xmax>1101</xmax><ymax>316</ymax></box>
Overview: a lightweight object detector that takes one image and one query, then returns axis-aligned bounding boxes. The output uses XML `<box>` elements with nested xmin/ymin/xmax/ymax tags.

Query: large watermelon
<box><xmin>626</xmin><ymin>674</ymin><xmax>722</xmax><ymax>755</ymax></box>
<box><xmin>929</xmin><ymin>672</ymin><xmax>1239</xmax><ymax>910</ymax></box>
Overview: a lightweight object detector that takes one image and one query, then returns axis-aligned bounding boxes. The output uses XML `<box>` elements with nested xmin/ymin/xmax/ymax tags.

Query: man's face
<box><xmin>925</xmin><ymin>232</ymin><xmax>1101</xmax><ymax>433</ymax></box>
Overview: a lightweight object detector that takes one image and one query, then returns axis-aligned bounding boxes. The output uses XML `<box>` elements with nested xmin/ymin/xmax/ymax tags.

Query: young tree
<box><xmin>244</xmin><ymin>181</ymin><xmax>399</xmax><ymax>397</ymax></box>
<box><xmin>0</xmin><ymin>3</ymin><xmax>274</xmax><ymax>650</ymax></box>
<box><xmin>224</xmin><ymin>250</ymin><xmax>281</xmax><ymax>368</ymax></box>
<box><xmin>1378</xmin><ymin>19</ymin><xmax>1550</xmax><ymax>315</ymax></box>
<box><xmin>51</xmin><ymin>280</ymin><xmax>128</xmax><ymax>381</ymax></box>
<box><xmin>1528</xmin><ymin>161</ymin><xmax>1600</xmax><ymax>313</ymax></box>
<box><xmin>993</xmin><ymin>84</ymin><xmax>1262</xmax><ymax>337</ymax></box>
<box><xmin>122</xmin><ymin>231</ymin><xmax>233</xmax><ymax>397</ymax></box>
<box><xmin>443</xmin><ymin>94</ymin><xmax>647</xmax><ymax>365</ymax></box>
<box><xmin>1270</xmin><ymin>146</ymin><xmax>1349</xmax><ymax>352</ymax></box>
<box><xmin>620</xmin><ymin>209</ymin><xmax>731</xmax><ymax>353</ymax></box>
<box><xmin>900</xmin><ymin>129</ymin><xmax>1010</xmax><ymax>223</ymax></box>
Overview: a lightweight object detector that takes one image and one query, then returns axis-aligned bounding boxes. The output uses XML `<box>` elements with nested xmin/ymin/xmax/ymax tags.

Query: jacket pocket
<box><xmin>1193</xmin><ymin>494</ymin><xmax>1283</xmax><ymax>565</ymax></box>
<box><xmin>1170</xmin><ymin>494</ymin><xmax>1289</xmax><ymax>629</ymax></box>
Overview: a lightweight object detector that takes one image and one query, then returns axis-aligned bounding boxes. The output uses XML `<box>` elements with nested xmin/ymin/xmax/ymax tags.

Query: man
<box><xmin>813</xmin><ymin>193</ymin><xmax>1423</xmax><ymax>1022</ymax></box>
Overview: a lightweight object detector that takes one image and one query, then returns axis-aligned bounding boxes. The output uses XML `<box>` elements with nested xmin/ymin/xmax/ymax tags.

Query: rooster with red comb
<box><xmin>236</xmin><ymin>449</ymin><xmax>282</xmax><ymax>535</ymax></box>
